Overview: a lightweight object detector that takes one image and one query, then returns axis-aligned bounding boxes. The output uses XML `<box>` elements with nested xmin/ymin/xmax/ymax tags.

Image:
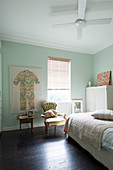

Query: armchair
<box><xmin>41</xmin><ymin>102</ymin><xmax>66</xmax><ymax>135</ymax></box>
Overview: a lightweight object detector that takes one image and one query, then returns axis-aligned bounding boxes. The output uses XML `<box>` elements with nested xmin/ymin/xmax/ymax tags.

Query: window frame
<box><xmin>47</xmin><ymin>56</ymin><xmax>71</xmax><ymax>101</ymax></box>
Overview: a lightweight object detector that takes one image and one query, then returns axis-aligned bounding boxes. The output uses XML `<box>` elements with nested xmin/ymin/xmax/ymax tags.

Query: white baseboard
<box><xmin>2</xmin><ymin>124</ymin><xmax>44</xmax><ymax>132</ymax></box>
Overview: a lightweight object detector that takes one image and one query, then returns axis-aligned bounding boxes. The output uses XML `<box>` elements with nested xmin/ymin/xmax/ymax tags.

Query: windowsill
<box><xmin>54</xmin><ymin>100</ymin><xmax>72</xmax><ymax>103</ymax></box>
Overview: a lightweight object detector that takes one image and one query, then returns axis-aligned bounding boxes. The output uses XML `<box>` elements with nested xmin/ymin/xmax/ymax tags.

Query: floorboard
<box><xmin>0</xmin><ymin>126</ymin><xmax>108</xmax><ymax>170</ymax></box>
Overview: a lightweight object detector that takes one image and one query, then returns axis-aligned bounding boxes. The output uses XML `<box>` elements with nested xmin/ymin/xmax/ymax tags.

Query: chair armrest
<box><xmin>57</xmin><ymin>113</ymin><xmax>66</xmax><ymax>119</ymax></box>
<box><xmin>41</xmin><ymin>114</ymin><xmax>45</xmax><ymax>118</ymax></box>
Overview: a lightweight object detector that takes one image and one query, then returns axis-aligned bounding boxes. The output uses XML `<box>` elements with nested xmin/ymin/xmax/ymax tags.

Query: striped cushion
<box><xmin>44</xmin><ymin>110</ymin><xmax>55</xmax><ymax>119</ymax></box>
<box><xmin>102</xmin><ymin>128</ymin><xmax>113</xmax><ymax>152</ymax></box>
<box><xmin>92</xmin><ymin>110</ymin><xmax>113</xmax><ymax>120</ymax></box>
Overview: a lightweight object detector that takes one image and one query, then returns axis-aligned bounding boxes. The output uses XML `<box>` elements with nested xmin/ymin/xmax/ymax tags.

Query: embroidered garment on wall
<box><xmin>13</xmin><ymin>70</ymin><xmax>40</xmax><ymax>110</ymax></box>
<box><xmin>10</xmin><ymin>67</ymin><xmax>42</xmax><ymax>114</ymax></box>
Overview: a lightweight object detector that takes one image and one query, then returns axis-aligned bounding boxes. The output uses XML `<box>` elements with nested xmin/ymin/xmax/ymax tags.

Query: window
<box><xmin>48</xmin><ymin>57</ymin><xmax>71</xmax><ymax>101</ymax></box>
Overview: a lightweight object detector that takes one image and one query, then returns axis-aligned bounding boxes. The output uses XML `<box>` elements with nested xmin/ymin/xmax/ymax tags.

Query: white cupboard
<box><xmin>86</xmin><ymin>85</ymin><xmax>113</xmax><ymax>112</ymax></box>
<box><xmin>0</xmin><ymin>53</ymin><xmax>2</xmax><ymax>133</ymax></box>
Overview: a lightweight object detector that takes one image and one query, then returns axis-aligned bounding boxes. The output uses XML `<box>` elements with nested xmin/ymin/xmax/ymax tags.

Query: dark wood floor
<box><xmin>0</xmin><ymin>126</ymin><xmax>108</xmax><ymax>170</ymax></box>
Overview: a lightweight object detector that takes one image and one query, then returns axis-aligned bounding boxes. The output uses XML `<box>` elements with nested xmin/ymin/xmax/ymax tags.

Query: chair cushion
<box><xmin>44</xmin><ymin>110</ymin><xmax>55</xmax><ymax>119</ymax></box>
<box><xmin>45</xmin><ymin>117</ymin><xmax>65</xmax><ymax>123</ymax></box>
<box><xmin>45</xmin><ymin>117</ymin><xmax>66</xmax><ymax>126</ymax></box>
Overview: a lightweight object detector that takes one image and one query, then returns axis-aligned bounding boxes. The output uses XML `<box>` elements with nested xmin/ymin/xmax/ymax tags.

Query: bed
<box><xmin>64</xmin><ymin>112</ymin><xmax>113</xmax><ymax>170</ymax></box>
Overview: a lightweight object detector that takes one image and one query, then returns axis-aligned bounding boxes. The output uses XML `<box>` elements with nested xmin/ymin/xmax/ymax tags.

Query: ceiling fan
<box><xmin>52</xmin><ymin>0</ymin><xmax>112</xmax><ymax>40</ymax></box>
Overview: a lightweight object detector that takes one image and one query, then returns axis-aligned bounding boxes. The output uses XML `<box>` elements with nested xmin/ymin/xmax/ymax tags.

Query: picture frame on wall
<box><xmin>27</xmin><ymin>110</ymin><xmax>34</xmax><ymax>116</ymax></box>
<box><xmin>97</xmin><ymin>71</ymin><xmax>111</xmax><ymax>86</ymax></box>
<box><xmin>72</xmin><ymin>99</ymin><xmax>83</xmax><ymax>113</ymax></box>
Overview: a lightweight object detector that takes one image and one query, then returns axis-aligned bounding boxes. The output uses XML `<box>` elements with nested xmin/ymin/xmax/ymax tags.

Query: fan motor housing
<box><xmin>75</xmin><ymin>18</ymin><xmax>86</xmax><ymax>26</ymax></box>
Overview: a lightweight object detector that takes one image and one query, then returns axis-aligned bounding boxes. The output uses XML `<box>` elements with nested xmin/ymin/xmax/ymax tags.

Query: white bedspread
<box><xmin>64</xmin><ymin>113</ymin><xmax>113</xmax><ymax>150</ymax></box>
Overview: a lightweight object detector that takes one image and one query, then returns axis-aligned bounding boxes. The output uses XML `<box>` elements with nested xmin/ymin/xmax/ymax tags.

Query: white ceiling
<box><xmin>0</xmin><ymin>0</ymin><xmax>113</xmax><ymax>54</ymax></box>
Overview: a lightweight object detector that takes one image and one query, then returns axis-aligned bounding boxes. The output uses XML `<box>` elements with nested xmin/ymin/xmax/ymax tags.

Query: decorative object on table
<box><xmin>27</xmin><ymin>110</ymin><xmax>34</xmax><ymax>116</ymax></box>
<box><xmin>88</xmin><ymin>81</ymin><xmax>91</xmax><ymax>87</ymax></box>
<box><xmin>41</xmin><ymin>102</ymin><xmax>66</xmax><ymax>136</ymax></box>
<box><xmin>97</xmin><ymin>71</ymin><xmax>111</xmax><ymax>86</ymax></box>
<box><xmin>10</xmin><ymin>66</ymin><xmax>42</xmax><ymax>114</ymax></box>
<box><xmin>72</xmin><ymin>99</ymin><xmax>83</xmax><ymax>113</ymax></box>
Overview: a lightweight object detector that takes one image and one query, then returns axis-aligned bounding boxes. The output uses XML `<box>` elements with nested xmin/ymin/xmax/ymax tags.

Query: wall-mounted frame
<box><xmin>97</xmin><ymin>71</ymin><xmax>111</xmax><ymax>86</ymax></box>
<box><xmin>27</xmin><ymin>110</ymin><xmax>34</xmax><ymax>116</ymax></box>
<box><xmin>72</xmin><ymin>99</ymin><xmax>83</xmax><ymax>113</ymax></box>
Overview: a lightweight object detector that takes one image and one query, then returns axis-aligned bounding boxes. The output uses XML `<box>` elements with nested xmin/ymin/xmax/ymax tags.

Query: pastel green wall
<box><xmin>2</xmin><ymin>41</ymin><xmax>93</xmax><ymax>130</ymax></box>
<box><xmin>0</xmin><ymin>40</ymin><xmax>2</xmax><ymax>133</ymax></box>
<box><xmin>93</xmin><ymin>44</ymin><xmax>113</xmax><ymax>85</ymax></box>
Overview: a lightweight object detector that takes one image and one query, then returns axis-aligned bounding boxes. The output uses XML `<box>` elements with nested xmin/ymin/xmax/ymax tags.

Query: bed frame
<box><xmin>68</xmin><ymin>131</ymin><xmax>113</xmax><ymax>170</ymax></box>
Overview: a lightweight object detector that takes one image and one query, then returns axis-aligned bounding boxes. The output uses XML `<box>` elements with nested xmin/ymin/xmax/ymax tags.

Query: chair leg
<box><xmin>44</xmin><ymin>121</ymin><xmax>46</xmax><ymax>133</ymax></box>
<box><xmin>45</xmin><ymin>122</ymin><xmax>49</xmax><ymax>136</ymax></box>
<box><xmin>54</xmin><ymin>126</ymin><xmax>56</xmax><ymax>134</ymax></box>
<box><xmin>45</xmin><ymin>125</ymin><xmax>46</xmax><ymax>133</ymax></box>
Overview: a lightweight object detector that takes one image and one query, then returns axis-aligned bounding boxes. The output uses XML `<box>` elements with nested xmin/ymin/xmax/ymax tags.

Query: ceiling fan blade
<box><xmin>77</xmin><ymin>25</ymin><xmax>82</xmax><ymax>40</ymax></box>
<box><xmin>78</xmin><ymin>0</ymin><xmax>87</xmax><ymax>19</ymax></box>
<box><xmin>86</xmin><ymin>18</ymin><xmax>112</xmax><ymax>25</ymax></box>
<box><xmin>52</xmin><ymin>22</ymin><xmax>75</xmax><ymax>27</ymax></box>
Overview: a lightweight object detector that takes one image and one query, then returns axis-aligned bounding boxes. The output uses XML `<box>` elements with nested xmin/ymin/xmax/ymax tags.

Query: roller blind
<box><xmin>48</xmin><ymin>57</ymin><xmax>70</xmax><ymax>90</ymax></box>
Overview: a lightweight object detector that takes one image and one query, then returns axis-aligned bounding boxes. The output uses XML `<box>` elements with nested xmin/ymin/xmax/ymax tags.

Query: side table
<box><xmin>17</xmin><ymin>115</ymin><xmax>36</xmax><ymax>134</ymax></box>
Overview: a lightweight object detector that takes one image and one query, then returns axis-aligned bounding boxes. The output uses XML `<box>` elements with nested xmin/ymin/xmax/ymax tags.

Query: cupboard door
<box><xmin>0</xmin><ymin>54</ymin><xmax>2</xmax><ymax>133</ymax></box>
<box><xmin>86</xmin><ymin>88</ymin><xmax>95</xmax><ymax>112</ymax></box>
<box><xmin>95</xmin><ymin>87</ymin><xmax>106</xmax><ymax>110</ymax></box>
<box><xmin>106</xmin><ymin>86</ymin><xmax>113</xmax><ymax>110</ymax></box>
<box><xmin>0</xmin><ymin>102</ymin><xmax>1</xmax><ymax>133</ymax></box>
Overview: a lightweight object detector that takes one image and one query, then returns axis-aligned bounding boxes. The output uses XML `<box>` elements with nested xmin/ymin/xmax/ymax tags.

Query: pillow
<box><xmin>91</xmin><ymin>110</ymin><xmax>113</xmax><ymax>120</ymax></box>
<box><xmin>43</xmin><ymin>110</ymin><xmax>55</xmax><ymax>119</ymax></box>
<box><xmin>51</xmin><ymin>109</ymin><xmax>58</xmax><ymax>117</ymax></box>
